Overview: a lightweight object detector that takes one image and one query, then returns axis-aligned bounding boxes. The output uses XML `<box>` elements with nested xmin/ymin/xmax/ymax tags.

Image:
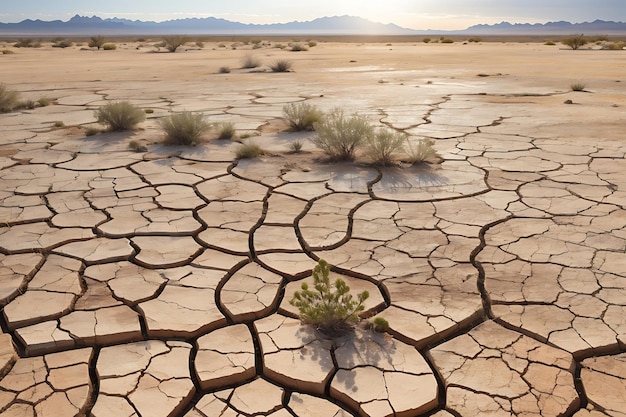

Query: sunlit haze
<box><xmin>1</xmin><ymin>0</ymin><xmax>625</xmax><ymax>30</ymax></box>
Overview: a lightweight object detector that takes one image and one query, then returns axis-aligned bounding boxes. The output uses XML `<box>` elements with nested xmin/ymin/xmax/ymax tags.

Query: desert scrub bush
<box><xmin>422</xmin><ymin>38</ymin><xmax>431</xmax><ymax>43</ymax></box>
<box><xmin>52</xmin><ymin>39</ymin><xmax>73</xmax><ymax>48</ymax></box>
<box><xmin>283</xmin><ymin>102</ymin><xmax>323</xmax><ymax>131</ymax></box>
<box><xmin>218</xmin><ymin>66</ymin><xmax>231</xmax><ymax>74</ymax></box>
<box><xmin>363</xmin><ymin>128</ymin><xmax>407</xmax><ymax>166</ymax></box>
<box><xmin>290</xmin><ymin>43</ymin><xmax>308</xmax><ymax>52</ymax></box>
<box><xmin>216</xmin><ymin>122</ymin><xmax>236</xmax><ymax>139</ymax></box>
<box><xmin>37</xmin><ymin>97</ymin><xmax>52</xmax><ymax>107</ymax></box>
<box><xmin>312</xmin><ymin>108</ymin><xmax>373</xmax><ymax>160</ymax></box>
<box><xmin>370</xmin><ymin>317</ymin><xmax>389</xmax><ymax>333</ymax></box>
<box><xmin>85</xmin><ymin>127</ymin><xmax>100</xmax><ymax>136</ymax></box>
<box><xmin>290</xmin><ymin>259</ymin><xmax>369</xmax><ymax>337</ymax></box>
<box><xmin>601</xmin><ymin>41</ymin><xmax>625</xmax><ymax>50</ymax></box>
<box><xmin>14</xmin><ymin>38</ymin><xmax>39</xmax><ymax>48</ymax></box>
<box><xmin>544</xmin><ymin>41</ymin><xmax>556</xmax><ymax>46</ymax></box>
<box><xmin>95</xmin><ymin>101</ymin><xmax>146</xmax><ymax>131</ymax></box>
<box><xmin>102</xmin><ymin>43</ymin><xmax>117</xmax><ymax>50</ymax></box>
<box><xmin>289</xmin><ymin>139</ymin><xmax>304</xmax><ymax>153</ymax></box>
<box><xmin>195</xmin><ymin>41</ymin><xmax>205</xmax><ymax>48</ymax></box>
<box><xmin>163</xmin><ymin>35</ymin><xmax>190</xmax><ymax>52</ymax></box>
<box><xmin>441</xmin><ymin>38</ymin><xmax>454</xmax><ymax>44</ymax></box>
<box><xmin>235</xmin><ymin>140</ymin><xmax>264</xmax><ymax>159</ymax></box>
<box><xmin>2</xmin><ymin>49</ymin><xmax>15</xmax><ymax>54</ymax></box>
<box><xmin>0</xmin><ymin>84</ymin><xmax>20</xmax><ymax>112</ymax></box>
<box><xmin>88</xmin><ymin>35</ymin><xmax>105</xmax><ymax>49</ymax></box>
<box><xmin>241</xmin><ymin>53</ymin><xmax>261</xmax><ymax>69</ymax></box>
<box><xmin>308</xmin><ymin>41</ymin><xmax>317</xmax><ymax>47</ymax></box>
<box><xmin>159</xmin><ymin>111</ymin><xmax>210</xmax><ymax>145</ymax></box>
<box><xmin>53</xmin><ymin>121</ymin><xmax>65</xmax><ymax>128</ymax></box>
<box><xmin>404</xmin><ymin>138</ymin><xmax>439</xmax><ymax>164</ymax></box>
<box><xmin>570</xmin><ymin>82</ymin><xmax>587</xmax><ymax>92</ymax></box>
<box><xmin>562</xmin><ymin>34</ymin><xmax>587</xmax><ymax>50</ymax></box>
<box><xmin>270</xmin><ymin>59</ymin><xmax>293</xmax><ymax>72</ymax></box>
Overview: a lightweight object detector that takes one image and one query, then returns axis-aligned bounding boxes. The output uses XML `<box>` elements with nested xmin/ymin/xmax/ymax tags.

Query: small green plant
<box><xmin>370</xmin><ymin>317</ymin><xmax>389</xmax><ymax>333</ymax></box>
<box><xmin>0</xmin><ymin>84</ymin><xmax>20</xmax><ymax>112</ymax></box>
<box><xmin>53</xmin><ymin>121</ymin><xmax>65</xmax><ymax>128</ymax></box>
<box><xmin>159</xmin><ymin>111</ymin><xmax>210</xmax><ymax>145</ymax></box>
<box><xmin>283</xmin><ymin>102</ymin><xmax>323</xmax><ymax>132</ymax></box>
<box><xmin>85</xmin><ymin>127</ymin><xmax>100</xmax><ymax>136</ymax></box>
<box><xmin>102</xmin><ymin>43</ymin><xmax>117</xmax><ymax>50</ymax></box>
<box><xmin>241</xmin><ymin>53</ymin><xmax>261</xmax><ymax>69</ymax></box>
<box><xmin>423</xmin><ymin>38</ymin><xmax>431</xmax><ymax>43</ymax></box>
<box><xmin>544</xmin><ymin>41</ymin><xmax>556</xmax><ymax>46</ymax></box>
<box><xmin>404</xmin><ymin>138</ymin><xmax>439</xmax><ymax>164</ymax></box>
<box><xmin>162</xmin><ymin>35</ymin><xmax>190</xmax><ymax>52</ymax></box>
<box><xmin>289</xmin><ymin>139</ymin><xmax>304</xmax><ymax>153</ymax></box>
<box><xmin>570</xmin><ymin>82</ymin><xmax>586</xmax><ymax>92</ymax></box>
<box><xmin>216</xmin><ymin>122</ymin><xmax>236</xmax><ymax>139</ymax></box>
<box><xmin>562</xmin><ymin>34</ymin><xmax>587</xmax><ymax>50</ymax></box>
<box><xmin>94</xmin><ymin>101</ymin><xmax>146</xmax><ymax>131</ymax></box>
<box><xmin>88</xmin><ymin>35</ymin><xmax>105</xmax><ymax>50</ymax></box>
<box><xmin>235</xmin><ymin>140</ymin><xmax>264</xmax><ymax>159</ymax></box>
<box><xmin>290</xmin><ymin>259</ymin><xmax>369</xmax><ymax>337</ymax></box>
<box><xmin>363</xmin><ymin>128</ymin><xmax>407</xmax><ymax>166</ymax></box>
<box><xmin>312</xmin><ymin>108</ymin><xmax>373</xmax><ymax>160</ymax></box>
<box><xmin>270</xmin><ymin>59</ymin><xmax>293</xmax><ymax>72</ymax></box>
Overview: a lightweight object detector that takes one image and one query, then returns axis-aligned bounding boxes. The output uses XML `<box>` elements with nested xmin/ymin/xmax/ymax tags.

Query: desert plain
<box><xmin>0</xmin><ymin>37</ymin><xmax>625</xmax><ymax>416</ymax></box>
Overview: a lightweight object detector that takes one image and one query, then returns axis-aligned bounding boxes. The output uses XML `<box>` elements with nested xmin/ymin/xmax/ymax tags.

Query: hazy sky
<box><xmin>1</xmin><ymin>0</ymin><xmax>625</xmax><ymax>30</ymax></box>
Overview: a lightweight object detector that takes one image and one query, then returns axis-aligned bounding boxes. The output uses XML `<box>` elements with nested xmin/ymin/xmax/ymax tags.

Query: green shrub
<box><xmin>370</xmin><ymin>317</ymin><xmax>389</xmax><ymax>333</ymax></box>
<box><xmin>312</xmin><ymin>108</ymin><xmax>373</xmax><ymax>160</ymax></box>
<box><xmin>441</xmin><ymin>38</ymin><xmax>454</xmax><ymax>44</ymax></box>
<box><xmin>363</xmin><ymin>128</ymin><xmax>407</xmax><ymax>166</ymax></box>
<box><xmin>216</xmin><ymin>122</ymin><xmax>236</xmax><ymax>139</ymax></box>
<box><xmin>422</xmin><ymin>38</ymin><xmax>431</xmax><ymax>43</ymax></box>
<box><xmin>241</xmin><ymin>53</ymin><xmax>261</xmax><ymax>69</ymax></box>
<box><xmin>162</xmin><ymin>36</ymin><xmax>189</xmax><ymax>52</ymax></box>
<box><xmin>544</xmin><ymin>41</ymin><xmax>556</xmax><ymax>46</ymax></box>
<box><xmin>102</xmin><ymin>43</ymin><xmax>117</xmax><ymax>50</ymax></box>
<box><xmin>0</xmin><ymin>84</ymin><xmax>20</xmax><ymax>112</ymax></box>
<box><xmin>404</xmin><ymin>138</ymin><xmax>439</xmax><ymax>164</ymax></box>
<box><xmin>270</xmin><ymin>59</ymin><xmax>293</xmax><ymax>72</ymax></box>
<box><xmin>218</xmin><ymin>66</ymin><xmax>231</xmax><ymax>74</ymax></box>
<box><xmin>95</xmin><ymin>101</ymin><xmax>145</xmax><ymax>131</ymax></box>
<box><xmin>53</xmin><ymin>121</ymin><xmax>65</xmax><ymax>128</ymax></box>
<box><xmin>570</xmin><ymin>82</ymin><xmax>586</xmax><ymax>92</ymax></box>
<box><xmin>290</xmin><ymin>259</ymin><xmax>369</xmax><ymax>337</ymax></box>
<box><xmin>283</xmin><ymin>102</ymin><xmax>323</xmax><ymax>131</ymax></box>
<box><xmin>88</xmin><ymin>35</ymin><xmax>105</xmax><ymax>49</ymax></box>
<box><xmin>562</xmin><ymin>34</ymin><xmax>587</xmax><ymax>50</ymax></box>
<box><xmin>235</xmin><ymin>140</ymin><xmax>264</xmax><ymax>159</ymax></box>
<box><xmin>159</xmin><ymin>111</ymin><xmax>210</xmax><ymax>145</ymax></box>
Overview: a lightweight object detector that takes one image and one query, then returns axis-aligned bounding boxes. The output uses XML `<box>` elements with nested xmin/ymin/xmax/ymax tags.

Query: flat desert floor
<box><xmin>0</xmin><ymin>39</ymin><xmax>626</xmax><ymax>417</ymax></box>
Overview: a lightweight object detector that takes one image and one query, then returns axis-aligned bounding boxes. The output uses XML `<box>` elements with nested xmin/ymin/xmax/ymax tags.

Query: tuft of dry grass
<box><xmin>235</xmin><ymin>140</ymin><xmax>264</xmax><ymax>159</ymax></box>
<box><xmin>94</xmin><ymin>101</ymin><xmax>146</xmax><ymax>131</ymax></box>
<box><xmin>159</xmin><ymin>111</ymin><xmax>211</xmax><ymax>145</ymax></box>
<box><xmin>0</xmin><ymin>83</ymin><xmax>20</xmax><ymax>112</ymax></box>
<box><xmin>283</xmin><ymin>102</ymin><xmax>323</xmax><ymax>131</ymax></box>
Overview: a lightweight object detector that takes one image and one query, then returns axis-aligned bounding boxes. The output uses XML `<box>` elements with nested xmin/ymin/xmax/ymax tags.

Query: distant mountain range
<box><xmin>1</xmin><ymin>14</ymin><xmax>626</xmax><ymax>36</ymax></box>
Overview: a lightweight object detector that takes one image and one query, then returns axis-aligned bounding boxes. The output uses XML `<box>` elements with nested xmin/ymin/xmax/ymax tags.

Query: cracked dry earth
<box><xmin>0</xmin><ymin>41</ymin><xmax>625</xmax><ymax>416</ymax></box>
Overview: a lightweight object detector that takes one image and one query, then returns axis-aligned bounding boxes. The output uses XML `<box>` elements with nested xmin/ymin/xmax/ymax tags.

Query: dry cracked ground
<box><xmin>0</xmin><ymin>40</ymin><xmax>625</xmax><ymax>416</ymax></box>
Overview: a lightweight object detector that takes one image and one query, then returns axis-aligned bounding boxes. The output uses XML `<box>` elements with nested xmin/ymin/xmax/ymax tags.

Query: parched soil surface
<box><xmin>0</xmin><ymin>39</ymin><xmax>625</xmax><ymax>416</ymax></box>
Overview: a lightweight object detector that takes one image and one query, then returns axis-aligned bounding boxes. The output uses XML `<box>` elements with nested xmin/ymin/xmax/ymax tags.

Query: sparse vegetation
<box><xmin>85</xmin><ymin>127</ymin><xmax>100</xmax><ymax>136</ymax></box>
<box><xmin>0</xmin><ymin>83</ymin><xmax>20</xmax><ymax>112</ymax></box>
<box><xmin>601</xmin><ymin>41</ymin><xmax>626</xmax><ymax>50</ymax></box>
<box><xmin>544</xmin><ymin>41</ymin><xmax>556</xmax><ymax>46</ymax></box>
<box><xmin>283</xmin><ymin>102</ymin><xmax>324</xmax><ymax>131</ymax></box>
<box><xmin>53</xmin><ymin>121</ymin><xmax>65</xmax><ymax>128</ymax></box>
<box><xmin>308</xmin><ymin>41</ymin><xmax>317</xmax><ymax>48</ymax></box>
<box><xmin>1</xmin><ymin>49</ymin><xmax>15</xmax><ymax>54</ymax></box>
<box><xmin>423</xmin><ymin>38</ymin><xmax>431</xmax><ymax>43</ymax></box>
<box><xmin>94</xmin><ymin>101</ymin><xmax>146</xmax><ymax>131</ymax></box>
<box><xmin>404</xmin><ymin>138</ymin><xmax>439</xmax><ymax>164</ymax></box>
<box><xmin>14</xmin><ymin>38</ymin><xmax>40</xmax><ymax>48</ymax></box>
<box><xmin>441</xmin><ymin>38</ymin><xmax>454</xmax><ymax>44</ymax></box>
<box><xmin>290</xmin><ymin>259</ymin><xmax>369</xmax><ymax>337</ymax></box>
<box><xmin>218</xmin><ymin>66</ymin><xmax>231</xmax><ymax>74</ymax></box>
<box><xmin>102</xmin><ymin>43</ymin><xmax>117</xmax><ymax>50</ymax></box>
<box><xmin>216</xmin><ymin>122</ymin><xmax>236</xmax><ymax>139</ymax></box>
<box><xmin>312</xmin><ymin>108</ymin><xmax>372</xmax><ymax>160</ymax></box>
<box><xmin>159</xmin><ymin>111</ymin><xmax>210</xmax><ymax>145</ymax></box>
<box><xmin>52</xmin><ymin>39</ymin><xmax>73</xmax><ymax>48</ymax></box>
<box><xmin>162</xmin><ymin>36</ymin><xmax>190</xmax><ymax>52</ymax></box>
<box><xmin>88</xmin><ymin>35</ymin><xmax>105</xmax><ymax>50</ymax></box>
<box><xmin>290</xmin><ymin>43</ymin><xmax>308</xmax><ymax>52</ymax></box>
<box><xmin>195</xmin><ymin>41</ymin><xmax>205</xmax><ymax>49</ymax></box>
<box><xmin>241</xmin><ymin>53</ymin><xmax>261</xmax><ymax>69</ymax></box>
<box><xmin>570</xmin><ymin>82</ymin><xmax>587</xmax><ymax>92</ymax></box>
<box><xmin>468</xmin><ymin>37</ymin><xmax>482</xmax><ymax>43</ymax></box>
<box><xmin>289</xmin><ymin>140</ymin><xmax>304</xmax><ymax>153</ymax></box>
<box><xmin>363</xmin><ymin>128</ymin><xmax>407</xmax><ymax>166</ymax></box>
<box><xmin>235</xmin><ymin>140</ymin><xmax>264</xmax><ymax>159</ymax></box>
<box><xmin>37</xmin><ymin>97</ymin><xmax>51</xmax><ymax>107</ymax></box>
<box><xmin>562</xmin><ymin>34</ymin><xmax>588</xmax><ymax>50</ymax></box>
<box><xmin>270</xmin><ymin>59</ymin><xmax>293</xmax><ymax>72</ymax></box>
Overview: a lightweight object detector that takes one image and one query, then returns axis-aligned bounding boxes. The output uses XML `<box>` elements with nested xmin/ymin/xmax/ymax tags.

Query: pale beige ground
<box><xmin>0</xmin><ymin>40</ymin><xmax>625</xmax><ymax>417</ymax></box>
